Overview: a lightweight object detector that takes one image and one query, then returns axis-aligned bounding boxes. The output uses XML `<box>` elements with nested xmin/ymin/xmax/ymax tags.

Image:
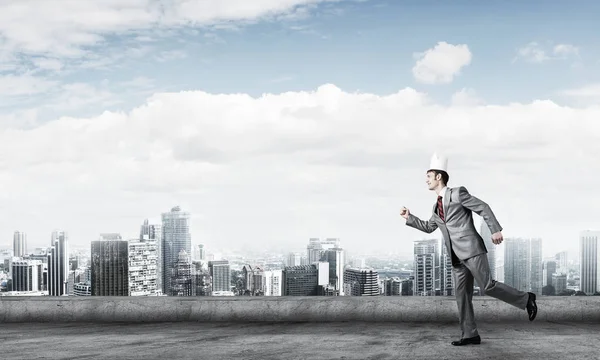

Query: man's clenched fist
<box><xmin>491</xmin><ymin>231</ymin><xmax>503</xmax><ymax>245</ymax></box>
<box><xmin>400</xmin><ymin>207</ymin><xmax>410</xmax><ymax>219</ymax></box>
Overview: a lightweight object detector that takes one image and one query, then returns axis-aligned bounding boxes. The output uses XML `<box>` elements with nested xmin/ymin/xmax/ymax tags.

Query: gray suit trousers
<box><xmin>454</xmin><ymin>253</ymin><xmax>529</xmax><ymax>338</ymax></box>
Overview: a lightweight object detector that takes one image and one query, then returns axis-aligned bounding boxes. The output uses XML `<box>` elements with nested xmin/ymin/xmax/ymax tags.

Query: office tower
<box><xmin>191</xmin><ymin>261</ymin><xmax>212</xmax><ymax>296</ymax></box>
<box><xmin>504</xmin><ymin>238</ymin><xmax>543</xmax><ymax>294</ymax></box>
<box><xmin>73</xmin><ymin>283</ymin><xmax>92</xmax><ymax>296</ymax></box>
<box><xmin>140</xmin><ymin>219</ymin><xmax>162</xmax><ymax>293</ymax></box>
<box><xmin>413</xmin><ymin>239</ymin><xmax>440</xmax><ymax>296</ymax></box>
<box><xmin>209</xmin><ymin>260</ymin><xmax>231</xmax><ymax>292</ymax></box>
<box><xmin>162</xmin><ymin>206</ymin><xmax>191</xmax><ymax>295</ymax></box>
<box><xmin>320</xmin><ymin>247</ymin><xmax>345</xmax><ymax>295</ymax></box>
<box><xmin>242</xmin><ymin>264</ymin><xmax>264</xmax><ymax>296</ymax></box>
<box><xmin>478</xmin><ymin>221</ymin><xmax>496</xmax><ymax>280</ymax></box>
<box><xmin>91</xmin><ymin>234</ymin><xmax>129</xmax><ymax>296</ymax></box>
<box><xmin>555</xmin><ymin>251</ymin><xmax>568</xmax><ymax>274</ymax></box>
<box><xmin>171</xmin><ymin>250</ymin><xmax>193</xmax><ymax>296</ymax></box>
<box><xmin>343</xmin><ymin>268</ymin><xmax>379</xmax><ymax>296</ymax></box>
<box><xmin>263</xmin><ymin>270</ymin><xmax>283</xmax><ymax>296</ymax></box>
<box><xmin>48</xmin><ymin>230</ymin><xmax>69</xmax><ymax>296</ymax></box>
<box><xmin>552</xmin><ymin>273</ymin><xmax>567</xmax><ymax>294</ymax></box>
<box><xmin>13</xmin><ymin>231</ymin><xmax>27</xmax><ymax>257</ymax></box>
<box><xmin>129</xmin><ymin>239</ymin><xmax>159</xmax><ymax>296</ymax></box>
<box><xmin>11</xmin><ymin>259</ymin><xmax>42</xmax><ymax>292</ymax></box>
<box><xmin>440</xmin><ymin>242</ymin><xmax>454</xmax><ymax>296</ymax></box>
<box><xmin>307</xmin><ymin>238</ymin><xmax>322</xmax><ymax>264</ymax></box>
<box><xmin>287</xmin><ymin>252</ymin><xmax>301</xmax><ymax>267</ymax></box>
<box><xmin>282</xmin><ymin>265</ymin><xmax>319</xmax><ymax>296</ymax></box>
<box><xmin>543</xmin><ymin>260</ymin><xmax>557</xmax><ymax>287</ymax></box>
<box><xmin>579</xmin><ymin>230</ymin><xmax>600</xmax><ymax>295</ymax></box>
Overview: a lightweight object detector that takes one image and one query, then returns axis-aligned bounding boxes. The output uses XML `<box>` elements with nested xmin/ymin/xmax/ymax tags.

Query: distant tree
<box><xmin>557</xmin><ymin>289</ymin><xmax>576</xmax><ymax>296</ymax></box>
<box><xmin>593</xmin><ymin>292</ymin><xmax>600</xmax><ymax>296</ymax></box>
<box><xmin>542</xmin><ymin>284</ymin><xmax>555</xmax><ymax>296</ymax></box>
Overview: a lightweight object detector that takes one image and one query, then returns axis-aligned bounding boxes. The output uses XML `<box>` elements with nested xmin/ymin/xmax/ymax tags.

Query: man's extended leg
<box><xmin>453</xmin><ymin>263</ymin><xmax>478</xmax><ymax>339</ymax></box>
<box><xmin>463</xmin><ymin>253</ymin><xmax>529</xmax><ymax>309</ymax></box>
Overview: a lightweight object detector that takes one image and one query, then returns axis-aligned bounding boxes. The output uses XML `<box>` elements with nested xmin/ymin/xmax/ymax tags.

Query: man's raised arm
<box><xmin>401</xmin><ymin>206</ymin><xmax>438</xmax><ymax>234</ymax></box>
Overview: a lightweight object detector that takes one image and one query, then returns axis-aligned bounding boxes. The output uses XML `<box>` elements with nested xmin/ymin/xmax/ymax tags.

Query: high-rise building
<box><xmin>13</xmin><ymin>231</ymin><xmax>27</xmax><ymax>258</ymax></box>
<box><xmin>320</xmin><ymin>247</ymin><xmax>345</xmax><ymax>296</ymax></box>
<box><xmin>543</xmin><ymin>260</ymin><xmax>557</xmax><ymax>287</ymax></box>
<box><xmin>413</xmin><ymin>239</ymin><xmax>440</xmax><ymax>296</ymax></box>
<box><xmin>504</xmin><ymin>238</ymin><xmax>543</xmax><ymax>295</ymax></box>
<box><xmin>171</xmin><ymin>250</ymin><xmax>193</xmax><ymax>296</ymax></box>
<box><xmin>287</xmin><ymin>252</ymin><xmax>301</xmax><ymax>267</ymax></box>
<box><xmin>579</xmin><ymin>230</ymin><xmax>600</xmax><ymax>295</ymax></box>
<box><xmin>91</xmin><ymin>234</ymin><xmax>129</xmax><ymax>296</ymax></box>
<box><xmin>48</xmin><ymin>230</ymin><xmax>68</xmax><ymax>296</ymax></box>
<box><xmin>242</xmin><ymin>264</ymin><xmax>264</xmax><ymax>295</ymax></box>
<box><xmin>343</xmin><ymin>268</ymin><xmax>379</xmax><ymax>296</ymax></box>
<box><xmin>552</xmin><ymin>273</ymin><xmax>567</xmax><ymax>294</ymax></box>
<box><xmin>555</xmin><ymin>251</ymin><xmax>568</xmax><ymax>274</ymax></box>
<box><xmin>478</xmin><ymin>221</ymin><xmax>496</xmax><ymax>280</ymax></box>
<box><xmin>209</xmin><ymin>260</ymin><xmax>231</xmax><ymax>292</ymax></box>
<box><xmin>11</xmin><ymin>259</ymin><xmax>42</xmax><ymax>292</ymax></box>
<box><xmin>162</xmin><ymin>206</ymin><xmax>191</xmax><ymax>295</ymax></box>
<box><xmin>263</xmin><ymin>270</ymin><xmax>283</xmax><ymax>296</ymax></box>
<box><xmin>440</xmin><ymin>242</ymin><xmax>454</xmax><ymax>296</ymax></box>
<box><xmin>282</xmin><ymin>265</ymin><xmax>319</xmax><ymax>296</ymax></box>
<box><xmin>129</xmin><ymin>239</ymin><xmax>159</xmax><ymax>296</ymax></box>
<box><xmin>140</xmin><ymin>219</ymin><xmax>162</xmax><ymax>292</ymax></box>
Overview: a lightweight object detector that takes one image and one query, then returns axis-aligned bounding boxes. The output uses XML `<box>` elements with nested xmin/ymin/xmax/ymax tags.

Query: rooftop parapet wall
<box><xmin>1</xmin><ymin>296</ymin><xmax>599</xmax><ymax>323</ymax></box>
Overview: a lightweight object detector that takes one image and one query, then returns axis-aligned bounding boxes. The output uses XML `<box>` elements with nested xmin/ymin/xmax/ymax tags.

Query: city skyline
<box><xmin>1</xmin><ymin>1</ymin><xmax>600</xmax><ymax>257</ymax></box>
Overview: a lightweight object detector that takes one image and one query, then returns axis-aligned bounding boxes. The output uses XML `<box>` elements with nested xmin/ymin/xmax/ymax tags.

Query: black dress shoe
<box><xmin>451</xmin><ymin>335</ymin><xmax>481</xmax><ymax>346</ymax></box>
<box><xmin>526</xmin><ymin>292</ymin><xmax>537</xmax><ymax>321</ymax></box>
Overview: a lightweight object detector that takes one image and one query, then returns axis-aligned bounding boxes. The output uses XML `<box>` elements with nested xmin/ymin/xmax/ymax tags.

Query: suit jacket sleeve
<box><xmin>458</xmin><ymin>186</ymin><xmax>503</xmax><ymax>234</ymax></box>
<box><xmin>406</xmin><ymin>213</ymin><xmax>438</xmax><ymax>233</ymax></box>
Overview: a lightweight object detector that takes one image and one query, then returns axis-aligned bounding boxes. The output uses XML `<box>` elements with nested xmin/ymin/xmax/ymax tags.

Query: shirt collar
<box><xmin>438</xmin><ymin>186</ymin><xmax>447</xmax><ymax>199</ymax></box>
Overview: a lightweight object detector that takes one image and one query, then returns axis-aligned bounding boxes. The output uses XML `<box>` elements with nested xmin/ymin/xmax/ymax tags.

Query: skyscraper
<box><xmin>580</xmin><ymin>230</ymin><xmax>600</xmax><ymax>295</ymax></box>
<box><xmin>209</xmin><ymin>260</ymin><xmax>231</xmax><ymax>293</ymax></box>
<box><xmin>413</xmin><ymin>239</ymin><xmax>440</xmax><ymax>296</ymax></box>
<box><xmin>13</xmin><ymin>231</ymin><xmax>27</xmax><ymax>258</ymax></box>
<box><xmin>320</xmin><ymin>247</ymin><xmax>345</xmax><ymax>296</ymax></box>
<box><xmin>162</xmin><ymin>206</ymin><xmax>191</xmax><ymax>295</ymax></box>
<box><xmin>91</xmin><ymin>233</ymin><xmax>129</xmax><ymax>296</ymax></box>
<box><xmin>48</xmin><ymin>230</ymin><xmax>68</xmax><ymax>296</ymax></box>
<box><xmin>129</xmin><ymin>239</ymin><xmax>159</xmax><ymax>296</ymax></box>
<box><xmin>140</xmin><ymin>219</ymin><xmax>162</xmax><ymax>293</ymax></box>
<box><xmin>503</xmin><ymin>237</ymin><xmax>542</xmax><ymax>295</ymax></box>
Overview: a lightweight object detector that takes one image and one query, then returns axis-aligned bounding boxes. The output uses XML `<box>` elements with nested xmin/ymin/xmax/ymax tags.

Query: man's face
<box><xmin>426</xmin><ymin>171</ymin><xmax>439</xmax><ymax>190</ymax></box>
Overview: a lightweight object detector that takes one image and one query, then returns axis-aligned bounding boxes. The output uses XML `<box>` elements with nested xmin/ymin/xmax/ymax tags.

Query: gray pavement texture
<box><xmin>2</xmin><ymin>322</ymin><xmax>599</xmax><ymax>360</ymax></box>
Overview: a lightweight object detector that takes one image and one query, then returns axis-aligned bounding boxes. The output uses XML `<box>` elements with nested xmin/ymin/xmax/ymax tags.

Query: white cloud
<box><xmin>1</xmin><ymin>84</ymin><xmax>598</xmax><ymax>257</ymax></box>
<box><xmin>0</xmin><ymin>0</ymin><xmax>343</xmax><ymax>60</ymax></box>
<box><xmin>553</xmin><ymin>44</ymin><xmax>579</xmax><ymax>57</ymax></box>
<box><xmin>451</xmin><ymin>88</ymin><xmax>485</xmax><ymax>107</ymax></box>
<box><xmin>560</xmin><ymin>84</ymin><xmax>600</xmax><ymax>106</ymax></box>
<box><xmin>0</xmin><ymin>74</ymin><xmax>58</xmax><ymax>96</ymax></box>
<box><xmin>514</xmin><ymin>42</ymin><xmax>579</xmax><ymax>63</ymax></box>
<box><xmin>412</xmin><ymin>42</ymin><xmax>472</xmax><ymax>84</ymax></box>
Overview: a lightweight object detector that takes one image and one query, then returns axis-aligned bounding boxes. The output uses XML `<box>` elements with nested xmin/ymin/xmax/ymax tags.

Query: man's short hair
<box><xmin>428</xmin><ymin>170</ymin><xmax>449</xmax><ymax>185</ymax></box>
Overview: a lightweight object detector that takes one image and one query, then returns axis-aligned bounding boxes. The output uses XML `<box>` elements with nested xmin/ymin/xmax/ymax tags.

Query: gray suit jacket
<box><xmin>406</xmin><ymin>186</ymin><xmax>502</xmax><ymax>266</ymax></box>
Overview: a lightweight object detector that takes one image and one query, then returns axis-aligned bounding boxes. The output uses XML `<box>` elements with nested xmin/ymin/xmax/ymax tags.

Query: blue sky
<box><xmin>3</xmin><ymin>0</ymin><xmax>599</xmax><ymax>120</ymax></box>
<box><xmin>0</xmin><ymin>0</ymin><xmax>599</xmax><ymax>258</ymax></box>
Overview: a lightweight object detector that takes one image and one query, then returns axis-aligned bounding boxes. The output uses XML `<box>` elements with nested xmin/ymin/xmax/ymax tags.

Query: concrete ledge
<box><xmin>1</xmin><ymin>296</ymin><xmax>599</xmax><ymax>323</ymax></box>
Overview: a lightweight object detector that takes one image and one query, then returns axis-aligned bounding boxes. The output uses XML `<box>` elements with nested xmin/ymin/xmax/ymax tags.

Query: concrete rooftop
<box><xmin>2</xmin><ymin>321</ymin><xmax>599</xmax><ymax>360</ymax></box>
<box><xmin>2</xmin><ymin>297</ymin><xmax>599</xmax><ymax>359</ymax></box>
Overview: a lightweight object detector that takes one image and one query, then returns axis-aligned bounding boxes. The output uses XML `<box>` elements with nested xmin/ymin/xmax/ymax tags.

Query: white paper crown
<box><xmin>429</xmin><ymin>152</ymin><xmax>448</xmax><ymax>172</ymax></box>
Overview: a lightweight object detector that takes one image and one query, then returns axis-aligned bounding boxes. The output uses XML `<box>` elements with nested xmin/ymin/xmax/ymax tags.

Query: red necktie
<box><xmin>437</xmin><ymin>196</ymin><xmax>445</xmax><ymax>221</ymax></box>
